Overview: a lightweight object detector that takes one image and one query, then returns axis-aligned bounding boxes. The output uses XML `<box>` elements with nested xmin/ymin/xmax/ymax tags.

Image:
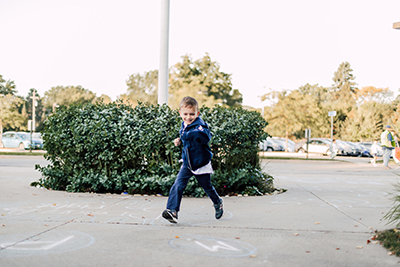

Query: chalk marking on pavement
<box><xmin>1</xmin><ymin>236</ymin><xmax>74</xmax><ymax>251</ymax></box>
<box><xmin>169</xmin><ymin>234</ymin><xmax>256</xmax><ymax>257</ymax></box>
<box><xmin>41</xmin><ymin>235</ymin><xmax>74</xmax><ymax>250</ymax></box>
<box><xmin>0</xmin><ymin>220</ymin><xmax>73</xmax><ymax>251</ymax></box>
<box><xmin>194</xmin><ymin>241</ymin><xmax>240</xmax><ymax>252</ymax></box>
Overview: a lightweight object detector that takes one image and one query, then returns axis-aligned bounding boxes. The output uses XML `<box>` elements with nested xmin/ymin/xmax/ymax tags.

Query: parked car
<box><xmin>336</xmin><ymin>140</ymin><xmax>362</xmax><ymax>157</ymax></box>
<box><xmin>323</xmin><ymin>139</ymin><xmax>348</xmax><ymax>156</ymax></box>
<box><xmin>0</xmin><ymin>131</ymin><xmax>43</xmax><ymax>150</ymax></box>
<box><xmin>32</xmin><ymin>132</ymin><xmax>42</xmax><ymax>140</ymax></box>
<box><xmin>268</xmin><ymin>138</ymin><xmax>285</xmax><ymax>151</ymax></box>
<box><xmin>259</xmin><ymin>139</ymin><xmax>284</xmax><ymax>152</ymax></box>
<box><xmin>345</xmin><ymin>141</ymin><xmax>370</xmax><ymax>157</ymax></box>
<box><xmin>295</xmin><ymin>140</ymin><xmax>306</xmax><ymax>152</ymax></box>
<box><xmin>297</xmin><ymin>138</ymin><xmax>333</xmax><ymax>155</ymax></box>
<box><xmin>273</xmin><ymin>138</ymin><xmax>295</xmax><ymax>152</ymax></box>
<box><xmin>259</xmin><ymin>140</ymin><xmax>271</xmax><ymax>151</ymax></box>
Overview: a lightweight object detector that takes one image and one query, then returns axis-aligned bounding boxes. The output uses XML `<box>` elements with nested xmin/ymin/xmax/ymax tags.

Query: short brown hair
<box><xmin>179</xmin><ymin>96</ymin><xmax>199</xmax><ymax>110</ymax></box>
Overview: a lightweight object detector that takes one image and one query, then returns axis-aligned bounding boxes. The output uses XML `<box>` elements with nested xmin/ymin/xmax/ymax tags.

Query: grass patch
<box><xmin>0</xmin><ymin>151</ymin><xmax>45</xmax><ymax>156</ymax></box>
<box><xmin>376</xmin><ymin>229</ymin><xmax>400</xmax><ymax>256</ymax></box>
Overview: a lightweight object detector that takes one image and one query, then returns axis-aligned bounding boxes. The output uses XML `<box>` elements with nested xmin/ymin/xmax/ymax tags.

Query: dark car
<box><xmin>341</xmin><ymin>141</ymin><xmax>362</xmax><ymax>157</ymax></box>
<box><xmin>346</xmin><ymin>141</ymin><xmax>370</xmax><ymax>157</ymax></box>
<box><xmin>335</xmin><ymin>140</ymin><xmax>360</xmax><ymax>156</ymax></box>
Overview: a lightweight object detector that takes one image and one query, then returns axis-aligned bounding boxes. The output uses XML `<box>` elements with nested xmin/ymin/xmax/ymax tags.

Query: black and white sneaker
<box><xmin>214</xmin><ymin>198</ymin><xmax>223</xmax><ymax>219</ymax></box>
<box><xmin>162</xmin><ymin>209</ymin><xmax>178</xmax><ymax>223</ymax></box>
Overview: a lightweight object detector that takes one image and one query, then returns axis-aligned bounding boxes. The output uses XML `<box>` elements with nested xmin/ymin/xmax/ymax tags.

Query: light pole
<box><xmin>328</xmin><ymin>111</ymin><xmax>336</xmax><ymax>158</ymax></box>
<box><xmin>158</xmin><ymin>0</ymin><xmax>170</xmax><ymax>105</ymax></box>
<box><xmin>30</xmin><ymin>89</ymin><xmax>37</xmax><ymax>133</ymax></box>
<box><xmin>0</xmin><ymin>94</ymin><xmax>3</xmax><ymax>147</ymax></box>
<box><xmin>29</xmin><ymin>89</ymin><xmax>37</xmax><ymax>152</ymax></box>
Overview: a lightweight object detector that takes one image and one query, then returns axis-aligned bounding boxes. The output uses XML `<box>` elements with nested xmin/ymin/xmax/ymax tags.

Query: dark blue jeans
<box><xmin>166</xmin><ymin>165</ymin><xmax>220</xmax><ymax>212</ymax></box>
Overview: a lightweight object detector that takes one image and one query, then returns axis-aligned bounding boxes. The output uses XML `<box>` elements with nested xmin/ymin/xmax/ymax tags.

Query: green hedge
<box><xmin>33</xmin><ymin>101</ymin><xmax>274</xmax><ymax>197</ymax></box>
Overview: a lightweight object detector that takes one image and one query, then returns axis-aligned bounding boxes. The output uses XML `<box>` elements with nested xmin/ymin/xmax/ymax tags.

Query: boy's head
<box><xmin>179</xmin><ymin>96</ymin><xmax>200</xmax><ymax>125</ymax></box>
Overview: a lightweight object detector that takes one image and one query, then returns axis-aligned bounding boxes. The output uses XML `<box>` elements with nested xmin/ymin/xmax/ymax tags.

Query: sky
<box><xmin>1</xmin><ymin>0</ymin><xmax>400</xmax><ymax>108</ymax></box>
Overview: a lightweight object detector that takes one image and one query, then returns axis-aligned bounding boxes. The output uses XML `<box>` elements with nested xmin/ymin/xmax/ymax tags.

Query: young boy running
<box><xmin>162</xmin><ymin>96</ymin><xmax>223</xmax><ymax>223</ymax></box>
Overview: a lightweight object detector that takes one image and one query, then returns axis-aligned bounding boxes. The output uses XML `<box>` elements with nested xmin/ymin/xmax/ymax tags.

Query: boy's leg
<box><xmin>166</xmin><ymin>165</ymin><xmax>192</xmax><ymax>212</ymax></box>
<box><xmin>194</xmin><ymin>173</ymin><xmax>220</xmax><ymax>204</ymax></box>
<box><xmin>195</xmin><ymin>173</ymin><xmax>224</xmax><ymax>219</ymax></box>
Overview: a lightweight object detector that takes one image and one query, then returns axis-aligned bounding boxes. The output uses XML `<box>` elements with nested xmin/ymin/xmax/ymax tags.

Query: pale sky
<box><xmin>1</xmin><ymin>0</ymin><xmax>400</xmax><ymax>107</ymax></box>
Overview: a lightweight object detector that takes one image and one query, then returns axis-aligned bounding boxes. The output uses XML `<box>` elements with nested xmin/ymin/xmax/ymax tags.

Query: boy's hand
<box><xmin>173</xmin><ymin>138</ymin><xmax>182</xmax><ymax>146</ymax></box>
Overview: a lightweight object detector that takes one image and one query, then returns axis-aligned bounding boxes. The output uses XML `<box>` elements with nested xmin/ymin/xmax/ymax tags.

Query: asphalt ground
<box><xmin>1</xmin><ymin>155</ymin><xmax>400</xmax><ymax>266</ymax></box>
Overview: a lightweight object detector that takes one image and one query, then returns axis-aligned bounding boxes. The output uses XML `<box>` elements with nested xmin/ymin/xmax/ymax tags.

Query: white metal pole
<box><xmin>32</xmin><ymin>89</ymin><xmax>36</xmax><ymax>132</ymax></box>
<box><xmin>158</xmin><ymin>0</ymin><xmax>170</xmax><ymax>105</ymax></box>
<box><xmin>330</xmin><ymin>115</ymin><xmax>333</xmax><ymax>154</ymax></box>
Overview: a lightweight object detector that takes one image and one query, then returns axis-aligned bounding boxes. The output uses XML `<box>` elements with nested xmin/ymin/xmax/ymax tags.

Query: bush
<box><xmin>33</xmin><ymin>101</ymin><xmax>275</xmax><ymax>196</ymax></box>
<box><xmin>382</xmin><ymin>182</ymin><xmax>400</xmax><ymax>227</ymax></box>
<box><xmin>375</xmin><ymin>229</ymin><xmax>400</xmax><ymax>256</ymax></box>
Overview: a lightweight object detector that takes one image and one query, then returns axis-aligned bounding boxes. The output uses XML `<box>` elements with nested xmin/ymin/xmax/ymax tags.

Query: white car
<box><xmin>298</xmin><ymin>138</ymin><xmax>332</xmax><ymax>155</ymax></box>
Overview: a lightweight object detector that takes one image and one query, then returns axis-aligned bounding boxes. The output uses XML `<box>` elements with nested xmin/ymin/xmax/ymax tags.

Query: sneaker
<box><xmin>162</xmin><ymin>209</ymin><xmax>178</xmax><ymax>224</ymax></box>
<box><xmin>214</xmin><ymin>198</ymin><xmax>224</xmax><ymax>219</ymax></box>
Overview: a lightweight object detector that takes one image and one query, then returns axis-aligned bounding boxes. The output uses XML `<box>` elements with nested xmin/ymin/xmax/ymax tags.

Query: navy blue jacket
<box><xmin>179</xmin><ymin>117</ymin><xmax>213</xmax><ymax>171</ymax></box>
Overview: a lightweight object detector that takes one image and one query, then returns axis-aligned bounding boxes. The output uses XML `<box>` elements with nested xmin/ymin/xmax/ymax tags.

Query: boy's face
<box><xmin>179</xmin><ymin>105</ymin><xmax>200</xmax><ymax>125</ymax></box>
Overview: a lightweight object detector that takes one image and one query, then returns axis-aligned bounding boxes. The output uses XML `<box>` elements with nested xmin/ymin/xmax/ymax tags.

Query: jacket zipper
<box><xmin>186</xmin><ymin>147</ymin><xmax>192</xmax><ymax>170</ymax></box>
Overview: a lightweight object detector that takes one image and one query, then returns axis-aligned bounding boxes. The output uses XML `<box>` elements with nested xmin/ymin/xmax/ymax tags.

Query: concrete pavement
<box><xmin>1</xmin><ymin>155</ymin><xmax>400</xmax><ymax>266</ymax></box>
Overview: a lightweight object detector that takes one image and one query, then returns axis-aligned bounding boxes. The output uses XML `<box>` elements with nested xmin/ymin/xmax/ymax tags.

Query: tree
<box><xmin>95</xmin><ymin>94</ymin><xmax>112</xmax><ymax>104</ymax></box>
<box><xmin>298</xmin><ymin>83</ymin><xmax>329</xmax><ymax>105</ymax></box>
<box><xmin>121</xmin><ymin>54</ymin><xmax>243</xmax><ymax>109</ymax></box>
<box><xmin>330</xmin><ymin>61</ymin><xmax>358</xmax><ymax>110</ymax></box>
<box><xmin>356</xmin><ymin>86</ymin><xmax>393</xmax><ymax>105</ymax></box>
<box><xmin>24</xmin><ymin>89</ymin><xmax>45</xmax><ymax>132</ymax></box>
<box><xmin>0</xmin><ymin>94</ymin><xmax>26</xmax><ymax>135</ymax></box>
<box><xmin>120</xmin><ymin>70</ymin><xmax>158</xmax><ymax>106</ymax></box>
<box><xmin>42</xmin><ymin>86</ymin><xmax>97</xmax><ymax>111</ymax></box>
<box><xmin>261</xmin><ymin>84</ymin><xmax>335</xmax><ymax>142</ymax></box>
<box><xmin>324</xmin><ymin>62</ymin><xmax>359</xmax><ymax>138</ymax></box>
<box><xmin>0</xmin><ymin>75</ymin><xmax>17</xmax><ymax>95</ymax></box>
<box><xmin>0</xmin><ymin>75</ymin><xmax>25</xmax><ymax>143</ymax></box>
<box><xmin>260</xmin><ymin>89</ymin><xmax>322</xmax><ymax>149</ymax></box>
<box><xmin>262</xmin><ymin>90</ymin><xmax>298</xmax><ymax>141</ymax></box>
<box><xmin>169</xmin><ymin>54</ymin><xmax>243</xmax><ymax>109</ymax></box>
<box><xmin>340</xmin><ymin>86</ymin><xmax>393</xmax><ymax>141</ymax></box>
<box><xmin>258</xmin><ymin>62</ymin><xmax>400</xmax><ymax>140</ymax></box>
<box><xmin>340</xmin><ymin>102</ymin><xmax>385</xmax><ymax>141</ymax></box>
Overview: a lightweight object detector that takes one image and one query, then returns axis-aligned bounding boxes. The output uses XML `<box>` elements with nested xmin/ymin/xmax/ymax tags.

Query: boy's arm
<box><xmin>173</xmin><ymin>138</ymin><xmax>181</xmax><ymax>146</ymax></box>
<box><xmin>193</xmin><ymin>129</ymin><xmax>211</xmax><ymax>144</ymax></box>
